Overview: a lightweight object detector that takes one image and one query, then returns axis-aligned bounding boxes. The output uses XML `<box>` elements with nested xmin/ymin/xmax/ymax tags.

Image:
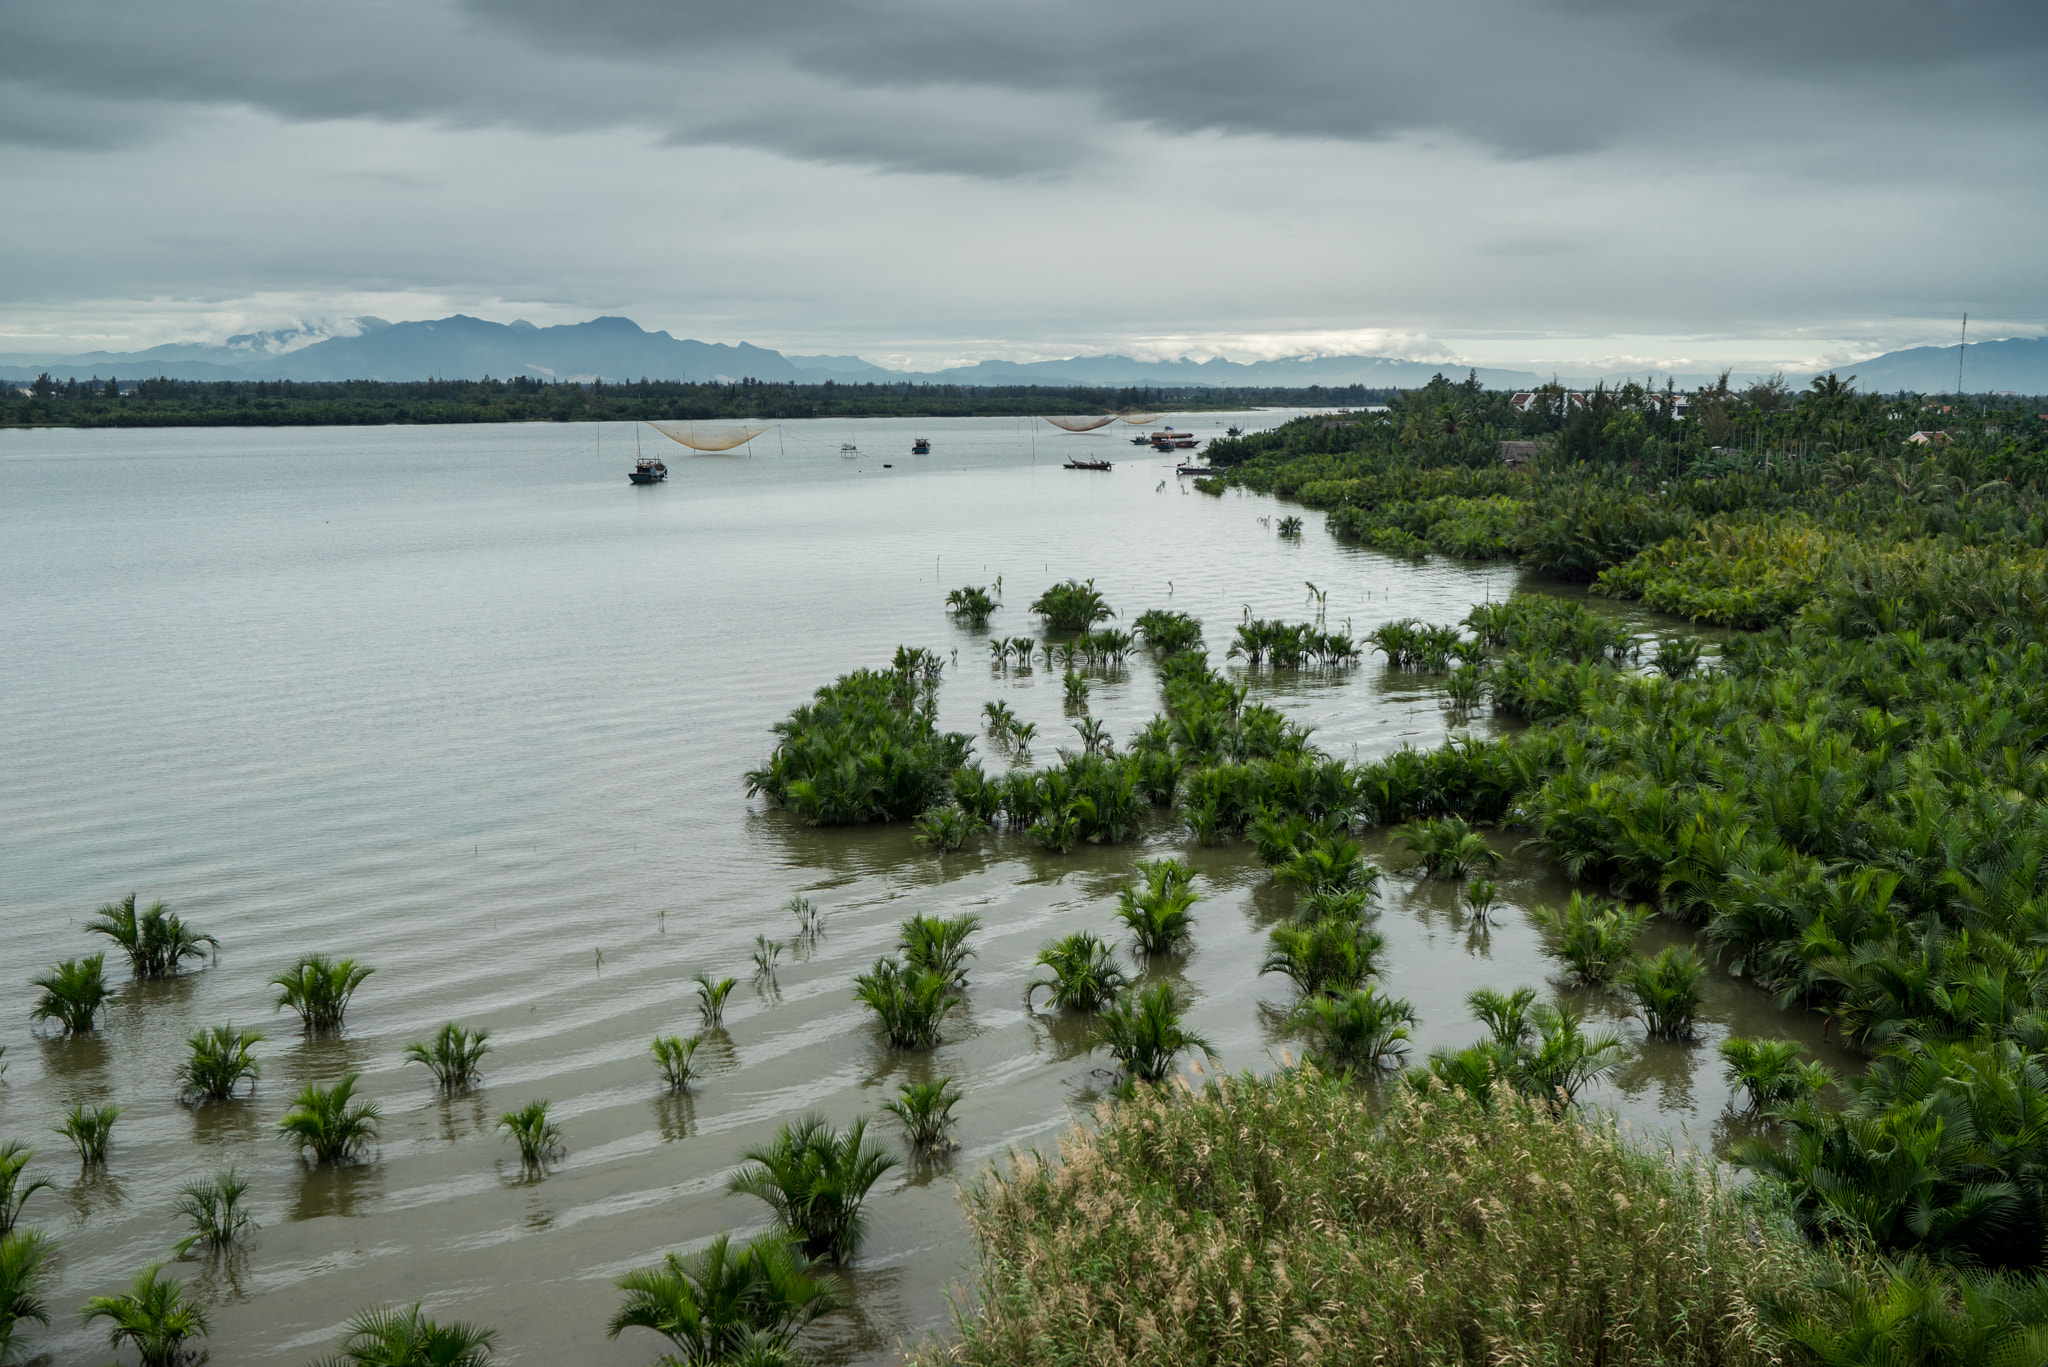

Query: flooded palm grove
<box><xmin>0</xmin><ymin>414</ymin><xmax>1857</xmax><ymax>1365</ymax></box>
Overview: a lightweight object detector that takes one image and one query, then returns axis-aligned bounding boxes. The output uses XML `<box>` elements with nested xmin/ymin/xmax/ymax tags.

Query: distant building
<box><xmin>1498</xmin><ymin>440</ymin><xmax>1539</xmax><ymax>466</ymax></box>
<box><xmin>1906</xmin><ymin>430</ymin><xmax>1952</xmax><ymax>445</ymax></box>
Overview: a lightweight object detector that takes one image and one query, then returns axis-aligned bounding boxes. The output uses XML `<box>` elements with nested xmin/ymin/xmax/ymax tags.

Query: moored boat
<box><xmin>912</xmin><ymin>437</ymin><xmax>931</xmax><ymax>454</ymax></box>
<box><xmin>1063</xmin><ymin>458</ymin><xmax>1113</xmax><ymax>471</ymax></box>
<box><xmin>629</xmin><ymin>457</ymin><xmax>668</xmax><ymax>484</ymax></box>
<box><xmin>1175</xmin><ymin>463</ymin><xmax>1211</xmax><ymax>476</ymax></box>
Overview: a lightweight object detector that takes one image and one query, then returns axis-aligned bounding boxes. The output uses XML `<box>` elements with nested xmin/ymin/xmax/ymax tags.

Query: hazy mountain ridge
<box><xmin>4</xmin><ymin>314</ymin><xmax>2043</xmax><ymax>393</ymax></box>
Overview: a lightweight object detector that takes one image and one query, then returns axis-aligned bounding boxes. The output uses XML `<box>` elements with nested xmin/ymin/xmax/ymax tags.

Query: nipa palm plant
<box><xmin>177</xmin><ymin>1025</ymin><xmax>264</xmax><ymax>1103</ymax></box>
<box><xmin>0</xmin><ymin>1144</ymin><xmax>52</xmax><ymax>1236</ymax></box>
<box><xmin>727</xmin><ymin>1115</ymin><xmax>898</xmax><ymax>1263</ymax></box>
<box><xmin>1090</xmin><ymin>981</ymin><xmax>1216</xmax><ymax>1087</ymax></box>
<box><xmin>497</xmin><ymin>1101</ymin><xmax>564</xmax><ymax>1170</ymax></box>
<box><xmin>1026</xmin><ymin>932</ymin><xmax>1129</xmax><ymax>1012</ymax></box>
<box><xmin>404</xmin><ymin>1022</ymin><xmax>491</xmax><ymax>1091</ymax></box>
<box><xmin>1293</xmin><ymin>985</ymin><xmax>1416</xmax><ymax>1073</ymax></box>
<box><xmin>0</xmin><ymin>1228</ymin><xmax>53</xmax><ymax>1363</ymax></box>
<box><xmin>883</xmin><ymin>1077</ymin><xmax>964</xmax><ymax>1154</ymax></box>
<box><xmin>1531</xmin><ymin>892</ymin><xmax>1648</xmax><ymax>986</ymax></box>
<box><xmin>1622</xmin><ymin>945</ymin><xmax>1708</xmax><ymax>1040</ymax></box>
<box><xmin>278</xmin><ymin>1073</ymin><xmax>380</xmax><ymax>1166</ymax></box>
<box><xmin>1720</xmin><ymin>1036</ymin><xmax>1832</xmax><ymax>1112</ymax></box>
<box><xmin>29</xmin><ymin>954</ymin><xmax>111</xmax><ymax>1036</ymax></box>
<box><xmin>650</xmin><ymin>1034</ymin><xmax>704</xmax><ymax>1092</ymax></box>
<box><xmin>271</xmin><ymin>953</ymin><xmax>373</xmax><ymax>1032</ymax></box>
<box><xmin>606</xmin><ymin>1233</ymin><xmax>841</xmax><ymax>1366</ymax></box>
<box><xmin>1391</xmin><ymin>816</ymin><xmax>1502</xmax><ymax>879</ymax></box>
<box><xmin>1114</xmin><ymin>863</ymin><xmax>1199</xmax><ymax>957</ymax></box>
<box><xmin>853</xmin><ymin>958</ymin><xmax>960</xmax><ymax>1049</ymax></box>
<box><xmin>694</xmin><ymin>973</ymin><xmax>737</xmax><ymax>1029</ymax></box>
<box><xmin>85</xmin><ymin>894</ymin><xmax>217</xmax><ymax>977</ymax></box>
<box><xmin>899</xmin><ymin>912</ymin><xmax>980</xmax><ymax>986</ymax></box>
<box><xmin>59</xmin><ymin>1103</ymin><xmax>123</xmax><ymax>1167</ymax></box>
<box><xmin>172</xmin><ymin>1168</ymin><xmax>256</xmax><ymax>1257</ymax></box>
<box><xmin>313</xmin><ymin>1302</ymin><xmax>499</xmax><ymax>1367</ymax></box>
<box><xmin>81</xmin><ymin>1263</ymin><xmax>210</xmax><ymax>1367</ymax></box>
<box><xmin>1260</xmin><ymin>918</ymin><xmax>1384</xmax><ymax>998</ymax></box>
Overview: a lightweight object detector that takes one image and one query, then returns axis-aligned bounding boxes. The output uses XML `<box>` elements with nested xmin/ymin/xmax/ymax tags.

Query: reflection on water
<box><xmin>0</xmin><ymin>414</ymin><xmax>1861</xmax><ymax>1365</ymax></box>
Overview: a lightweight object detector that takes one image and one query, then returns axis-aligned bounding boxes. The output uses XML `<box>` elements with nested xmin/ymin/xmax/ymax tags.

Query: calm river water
<box><xmin>0</xmin><ymin>413</ymin><xmax>1856</xmax><ymax>1365</ymax></box>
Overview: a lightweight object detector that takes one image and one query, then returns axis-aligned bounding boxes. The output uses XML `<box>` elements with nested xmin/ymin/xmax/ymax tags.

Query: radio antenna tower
<box><xmin>1957</xmin><ymin>313</ymin><xmax>1968</xmax><ymax>396</ymax></box>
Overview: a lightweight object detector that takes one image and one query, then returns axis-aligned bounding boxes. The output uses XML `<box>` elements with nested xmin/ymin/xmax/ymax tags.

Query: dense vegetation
<box><xmin>0</xmin><ymin>374</ymin><xmax>1391</xmax><ymax>428</ymax></box>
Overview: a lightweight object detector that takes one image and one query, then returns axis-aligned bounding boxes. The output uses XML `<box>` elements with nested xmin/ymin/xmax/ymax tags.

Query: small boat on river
<box><xmin>840</xmin><ymin>442</ymin><xmax>859</xmax><ymax>457</ymax></box>
<box><xmin>912</xmin><ymin>437</ymin><xmax>931</xmax><ymax>454</ymax></box>
<box><xmin>1175</xmin><ymin>463</ymin><xmax>1211</xmax><ymax>476</ymax></box>
<box><xmin>629</xmin><ymin>456</ymin><xmax>668</xmax><ymax>484</ymax></box>
<box><xmin>1064</xmin><ymin>458</ymin><xmax>1113</xmax><ymax>471</ymax></box>
<box><xmin>1226</xmin><ymin>425</ymin><xmax>1243</xmax><ymax>437</ymax></box>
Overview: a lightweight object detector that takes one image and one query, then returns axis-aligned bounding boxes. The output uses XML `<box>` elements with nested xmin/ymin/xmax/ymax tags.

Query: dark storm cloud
<box><xmin>4</xmin><ymin>0</ymin><xmax>2043</xmax><ymax>173</ymax></box>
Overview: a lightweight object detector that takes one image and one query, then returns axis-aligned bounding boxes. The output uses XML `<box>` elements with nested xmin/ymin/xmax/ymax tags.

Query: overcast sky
<box><xmin>4</xmin><ymin>0</ymin><xmax>2043</xmax><ymax>372</ymax></box>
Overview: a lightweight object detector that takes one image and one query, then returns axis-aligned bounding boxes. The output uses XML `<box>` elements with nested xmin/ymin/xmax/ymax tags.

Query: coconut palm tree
<box><xmin>176</xmin><ymin>1025</ymin><xmax>264</xmax><ymax>1103</ymax></box>
<box><xmin>311</xmin><ymin>1302</ymin><xmax>499</xmax><ymax>1367</ymax></box>
<box><xmin>29</xmin><ymin>954</ymin><xmax>111</xmax><ymax>1035</ymax></box>
<box><xmin>727</xmin><ymin>1115</ymin><xmax>898</xmax><ymax>1263</ymax></box>
<box><xmin>1089</xmin><ymin>982</ymin><xmax>1216</xmax><ymax>1086</ymax></box>
<box><xmin>85</xmin><ymin>894</ymin><xmax>217</xmax><ymax>978</ymax></box>
<box><xmin>403</xmin><ymin>1023</ymin><xmax>490</xmax><ymax>1091</ymax></box>
<box><xmin>80</xmin><ymin>1264</ymin><xmax>210</xmax><ymax>1367</ymax></box>
<box><xmin>278</xmin><ymin>1073</ymin><xmax>380</xmax><ymax>1166</ymax></box>
<box><xmin>883</xmin><ymin>1077</ymin><xmax>964</xmax><ymax>1154</ymax></box>
<box><xmin>270</xmin><ymin>954</ymin><xmax>373</xmax><ymax>1032</ymax></box>
<box><xmin>852</xmin><ymin>958</ymin><xmax>960</xmax><ymax>1049</ymax></box>
<box><xmin>1293</xmin><ymin>985</ymin><xmax>1416</xmax><ymax>1073</ymax></box>
<box><xmin>607</xmin><ymin>1233</ymin><xmax>842</xmax><ymax>1365</ymax></box>
<box><xmin>0</xmin><ymin>1229</ymin><xmax>52</xmax><ymax>1364</ymax></box>
<box><xmin>1026</xmin><ymin>932</ymin><xmax>1129</xmax><ymax>1012</ymax></box>
<box><xmin>899</xmin><ymin>913</ymin><xmax>980</xmax><ymax>986</ymax></box>
<box><xmin>172</xmin><ymin>1169</ymin><xmax>256</xmax><ymax>1257</ymax></box>
<box><xmin>0</xmin><ymin>1145</ymin><xmax>51</xmax><ymax>1237</ymax></box>
<box><xmin>497</xmin><ymin>1101</ymin><xmax>563</xmax><ymax>1171</ymax></box>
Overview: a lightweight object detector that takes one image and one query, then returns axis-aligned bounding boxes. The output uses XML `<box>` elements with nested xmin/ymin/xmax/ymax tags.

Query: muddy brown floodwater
<box><xmin>0</xmin><ymin>414</ymin><xmax>1859</xmax><ymax>1365</ymax></box>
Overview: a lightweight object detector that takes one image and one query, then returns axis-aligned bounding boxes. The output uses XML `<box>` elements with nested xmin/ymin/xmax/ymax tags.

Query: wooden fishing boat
<box><xmin>629</xmin><ymin>457</ymin><xmax>668</xmax><ymax>484</ymax></box>
<box><xmin>912</xmin><ymin>437</ymin><xmax>931</xmax><ymax>454</ymax></box>
<box><xmin>1063</xmin><ymin>458</ymin><xmax>1113</xmax><ymax>471</ymax></box>
<box><xmin>1175</xmin><ymin>463</ymin><xmax>1211</xmax><ymax>476</ymax></box>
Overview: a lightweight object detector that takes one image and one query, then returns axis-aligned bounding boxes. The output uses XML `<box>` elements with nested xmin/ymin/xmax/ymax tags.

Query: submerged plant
<box><xmin>0</xmin><ymin>1228</ymin><xmax>53</xmax><ymax>1362</ymax></box>
<box><xmin>270</xmin><ymin>953</ymin><xmax>373</xmax><ymax>1032</ymax></box>
<box><xmin>884</xmin><ymin>1077</ymin><xmax>965</xmax><ymax>1153</ymax></box>
<box><xmin>650</xmin><ymin>1034</ymin><xmax>704</xmax><ymax>1092</ymax></box>
<box><xmin>1090</xmin><ymin>981</ymin><xmax>1216</xmax><ymax>1086</ymax></box>
<box><xmin>1114</xmin><ymin>861</ymin><xmax>1199</xmax><ymax>956</ymax></box>
<box><xmin>85</xmin><ymin>894</ymin><xmax>217</xmax><ymax>978</ymax></box>
<box><xmin>1030</xmin><ymin>578</ymin><xmax>1114</xmax><ymax>632</ymax></box>
<box><xmin>316</xmin><ymin>1302</ymin><xmax>500</xmax><ymax>1367</ymax></box>
<box><xmin>172</xmin><ymin>1168</ymin><xmax>256</xmax><ymax>1257</ymax></box>
<box><xmin>1276</xmin><ymin>515</ymin><xmax>1304</xmax><ymax>537</ymax></box>
<box><xmin>278</xmin><ymin>1072</ymin><xmax>380</xmax><ymax>1166</ymax></box>
<box><xmin>81</xmin><ymin>1263</ymin><xmax>210</xmax><ymax>1367</ymax></box>
<box><xmin>946</xmin><ymin>585</ymin><xmax>1001</xmax><ymax>625</ymax></box>
<box><xmin>727</xmin><ymin>1114</ymin><xmax>899</xmax><ymax>1263</ymax></box>
<box><xmin>911</xmin><ymin>805</ymin><xmax>983</xmax><ymax>853</ymax></box>
<box><xmin>1719</xmin><ymin>1036</ymin><xmax>1832</xmax><ymax>1112</ymax></box>
<box><xmin>1622</xmin><ymin>945</ymin><xmax>1709</xmax><ymax>1040</ymax></box>
<box><xmin>1062</xmin><ymin>668</ymin><xmax>1090</xmax><ymax>706</ymax></box>
<box><xmin>1027</xmin><ymin>932</ymin><xmax>1130</xmax><ymax>1012</ymax></box>
<box><xmin>1391</xmin><ymin>816</ymin><xmax>1501</xmax><ymax>879</ymax></box>
<box><xmin>177</xmin><ymin>1025</ymin><xmax>264</xmax><ymax>1103</ymax></box>
<box><xmin>607</xmin><ymin>1233</ymin><xmax>841</xmax><ymax>1365</ymax></box>
<box><xmin>29</xmin><ymin>954</ymin><xmax>111</xmax><ymax>1036</ymax></box>
<box><xmin>0</xmin><ymin>1145</ymin><xmax>52</xmax><ymax>1237</ymax></box>
<box><xmin>59</xmin><ymin>1103</ymin><xmax>123</xmax><ymax>1167</ymax></box>
<box><xmin>1260</xmin><ymin>917</ymin><xmax>1385</xmax><ymax>998</ymax></box>
<box><xmin>752</xmin><ymin>934</ymin><xmax>783</xmax><ymax>976</ymax></box>
<box><xmin>853</xmin><ymin>958</ymin><xmax>960</xmax><ymax>1049</ymax></box>
<box><xmin>497</xmin><ymin>1100</ymin><xmax>564</xmax><ymax>1170</ymax></box>
<box><xmin>1463</xmin><ymin>877</ymin><xmax>1499</xmax><ymax>925</ymax></box>
<box><xmin>899</xmin><ymin>912</ymin><xmax>980</xmax><ymax>986</ymax></box>
<box><xmin>1519</xmin><ymin>1004</ymin><xmax>1627</xmax><ymax>1106</ymax></box>
<box><xmin>787</xmin><ymin>894</ymin><xmax>824</xmax><ymax>939</ymax></box>
<box><xmin>694</xmin><ymin>973</ymin><xmax>737</xmax><ymax>1028</ymax></box>
<box><xmin>403</xmin><ymin>1022</ymin><xmax>491</xmax><ymax>1090</ymax></box>
<box><xmin>1651</xmin><ymin>636</ymin><xmax>1705</xmax><ymax>680</ymax></box>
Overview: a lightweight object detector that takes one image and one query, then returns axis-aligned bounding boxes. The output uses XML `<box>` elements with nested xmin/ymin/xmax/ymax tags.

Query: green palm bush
<box><xmin>1259</xmin><ymin>917</ymin><xmax>1385</xmax><ymax>998</ymax></box>
<box><xmin>1271</xmin><ymin>835</ymin><xmax>1380</xmax><ymax>899</ymax></box>
<box><xmin>1029</xmin><ymin>579</ymin><xmax>1114</xmax><ymax>632</ymax></box>
<box><xmin>911</xmin><ymin>805</ymin><xmax>984</xmax><ymax>852</ymax></box>
<box><xmin>728</xmin><ymin>1115</ymin><xmax>899</xmax><ymax>1263</ymax></box>
<box><xmin>1467</xmin><ymin>986</ymin><xmax>1538</xmax><ymax>1049</ymax></box>
<box><xmin>0</xmin><ymin>1228</ymin><xmax>52</xmax><ymax>1364</ymax></box>
<box><xmin>81</xmin><ymin>1263</ymin><xmax>210</xmax><ymax>1367</ymax></box>
<box><xmin>29</xmin><ymin>954</ymin><xmax>111</xmax><ymax>1035</ymax></box>
<box><xmin>1719</xmin><ymin>1036</ymin><xmax>1832</xmax><ymax>1112</ymax></box>
<box><xmin>0</xmin><ymin>1145</ymin><xmax>51</xmax><ymax>1236</ymax></box>
<box><xmin>172</xmin><ymin>1168</ymin><xmax>256</xmax><ymax>1257</ymax></box>
<box><xmin>651</xmin><ymin>1034</ymin><xmax>704</xmax><ymax>1092</ymax></box>
<box><xmin>311</xmin><ymin>1302</ymin><xmax>499</xmax><ymax>1367</ymax></box>
<box><xmin>853</xmin><ymin>958</ymin><xmax>960</xmax><ymax>1049</ymax></box>
<box><xmin>1113</xmin><ymin>864</ymin><xmax>1199</xmax><ymax>956</ymax></box>
<box><xmin>1531</xmin><ymin>892</ymin><xmax>1647</xmax><ymax>985</ymax></box>
<box><xmin>278</xmin><ymin>1073</ymin><xmax>380</xmax><ymax>1166</ymax></box>
<box><xmin>694</xmin><ymin>973</ymin><xmax>737</xmax><ymax>1028</ymax></box>
<box><xmin>884</xmin><ymin>1077</ymin><xmax>964</xmax><ymax>1153</ymax></box>
<box><xmin>899</xmin><ymin>912</ymin><xmax>981</xmax><ymax>986</ymax></box>
<box><xmin>1390</xmin><ymin>816</ymin><xmax>1501</xmax><ymax>879</ymax></box>
<box><xmin>59</xmin><ymin>1103</ymin><xmax>123</xmax><ymax>1167</ymax></box>
<box><xmin>946</xmin><ymin>585</ymin><xmax>1000</xmax><ymax>624</ymax></box>
<box><xmin>1293</xmin><ymin>984</ymin><xmax>1416</xmax><ymax>1073</ymax></box>
<box><xmin>1650</xmin><ymin>636</ymin><xmax>1705</xmax><ymax>679</ymax></box>
<box><xmin>403</xmin><ymin>1022</ymin><xmax>490</xmax><ymax>1090</ymax></box>
<box><xmin>752</xmin><ymin>935</ymin><xmax>782</xmax><ymax>976</ymax></box>
<box><xmin>1518</xmin><ymin>1005</ymin><xmax>1627</xmax><ymax>1106</ymax></box>
<box><xmin>176</xmin><ymin>1025</ymin><xmax>263</xmax><ymax>1103</ymax></box>
<box><xmin>497</xmin><ymin>1101</ymin><xmax>564</xmax><ymax>1169</ymax></box>
<box><xmin>1027</xmin><ymin>932</ymin><xmax>1129</xmax><ymax>1012</ymax></box>
<box><xmin>1622</xmin><ymin>946</ymin><xmax>1708</xmax><ymax>1040</ymax></box>
<box><xmin>1089</xmin><ymin>982</ymin><xmax>1216</xmax><ymax>1086</ymax></box>
<box><xmin>1061</xmin><ymin>669</ymin><xmax>1090</xmax><ymax>706</ymax></box>
<box><xmin>85</xmin><ymin>894</ymin><xmax>217</xmax><ymax>977</ymax></box>
<box><xmin>270</xmin><ymin>953</ymin><xmax>373</xmax><ymax>1032</ymax></box>
<box><xmin>1276</xmin><ymin>514</ymin><xmax>1304</xmax><ymax>537</ymax></box>
<box><xmin>786</xmin><ymin>894</ymin><xmax>825</xmax><ymax>939</ymax></box>
<box><xmin>607</xmin><ymin>1233</ymin><xmax>842</xmax><ymax>1365</ymax></box>
<box><xmin>1463</xmin><ymin>877</ymin><xmax>1499</xmax><ymax>925</ymax></box>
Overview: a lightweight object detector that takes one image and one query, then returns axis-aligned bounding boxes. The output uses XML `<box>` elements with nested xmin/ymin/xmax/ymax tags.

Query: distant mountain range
<box><xmin>3</xmin><ymin>313</ymin><xmax>2043</xmax><ymax>394</ymax></box>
